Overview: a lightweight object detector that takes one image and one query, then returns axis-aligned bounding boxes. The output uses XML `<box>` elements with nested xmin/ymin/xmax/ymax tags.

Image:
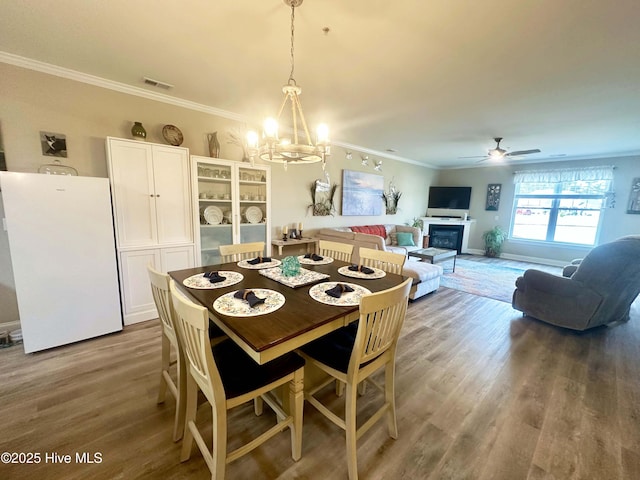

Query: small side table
<box><xmin>271</xmin><ymin>237</ymin><xmax>318</xmax><ymax>256</ymax></box>
<box><xmin>408</xmin><ymin>247</ymin><xmax>457</xmax><ymax>272</ymax></box>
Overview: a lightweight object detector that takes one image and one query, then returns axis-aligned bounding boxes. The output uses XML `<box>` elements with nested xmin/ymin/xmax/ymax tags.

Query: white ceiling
<box><xmin>2</xmin><ymin>0</ymin><xmax>640</xmax><ymax>168</ymax></box>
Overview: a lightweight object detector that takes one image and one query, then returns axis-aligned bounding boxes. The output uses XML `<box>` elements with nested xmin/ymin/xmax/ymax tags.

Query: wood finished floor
<box><xmin>1</xmin><ymin>259</ymin><xmax>639</xmax><ymax>480</ymax></box>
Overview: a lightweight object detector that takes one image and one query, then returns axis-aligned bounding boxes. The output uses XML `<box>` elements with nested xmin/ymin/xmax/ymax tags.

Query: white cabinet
<box><xmin>191</xmin><ymin>156</ymin><xmax>271</xmax><ymax>266</ymax></box>
<box><xmin>107</xmin><ymin>137</ymin><xmax>195</xmax><ymax>324</ymax></box>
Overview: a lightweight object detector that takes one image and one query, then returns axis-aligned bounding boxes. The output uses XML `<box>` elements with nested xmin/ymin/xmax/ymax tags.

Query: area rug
<box><xmin>439</xmin><ymin>259</ymin><xmax>529</xmax><ymax>303</ymax></box>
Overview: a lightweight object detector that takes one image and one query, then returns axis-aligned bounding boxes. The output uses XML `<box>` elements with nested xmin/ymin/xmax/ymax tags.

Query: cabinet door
<box><xmin>161</xmin><ymin>245</ymin><xmax>195</xmax><ymax>272</ymax></box>
<box><xmin>237</xmin><ymin>164</ymin><xmax>270</xmax><ymax>253</ymax></box>
<box><xmin>119</xmin><ymin>249</ymin><xmax>161</xmax><ymax>325</ymax></box>
<box><xmin>152</xmin><ymin>145</ymin><xmax>192</xmax><ymax>245</ymax></box>
<box><xmin>108</xmin><ymin>139</ymin><xmax>157</xmax><ymax>247</ymax></box>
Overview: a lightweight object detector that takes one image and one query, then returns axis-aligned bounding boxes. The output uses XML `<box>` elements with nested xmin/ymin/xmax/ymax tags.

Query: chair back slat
<box><xmin>219</xmin><ymin>242</ymin><xmax>265</xmax><ymax>263</ymax></box>
<box><xmin>148</xmin><ymin>265</ymin><xmax>178</xmax><ymax>342</ymax></box>
<box><xmin>359</xmin><ymin>247</ymin><xmax>405</xmax><ymax>275</ymax></box>
<box><xmin>318</xmin><ymin>240</ymin><xmax>354</xmax><ymax>263</ymax></box>
<box><xmin>352</xmin><ymin>278</ymin><xmax>411</xmax><ymax>368</ymax></box>
<box><xmin>169</xmin><ymin>280</ymin><xmax>226</xmax><ymax>405</ymax></box>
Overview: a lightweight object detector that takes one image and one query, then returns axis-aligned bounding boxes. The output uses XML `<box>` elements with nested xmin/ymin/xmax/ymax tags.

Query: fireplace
<box><xmin>428</xmin><ymin>224</ymin><xmax>464</xmax><ymax>254</ymax></box>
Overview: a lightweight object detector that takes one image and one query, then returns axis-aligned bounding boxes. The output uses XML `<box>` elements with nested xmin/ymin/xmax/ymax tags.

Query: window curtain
<box><xmin>513</xmin><ymin>165</ymin><xmax>615</xmax><ymax>184</ymax></box>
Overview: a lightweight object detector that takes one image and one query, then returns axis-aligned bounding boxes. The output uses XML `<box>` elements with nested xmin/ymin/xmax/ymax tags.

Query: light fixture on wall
<box><xmin>246</xmin><ymin>0</ymin><xmax>330</xmax><ymax>170</ymax></box>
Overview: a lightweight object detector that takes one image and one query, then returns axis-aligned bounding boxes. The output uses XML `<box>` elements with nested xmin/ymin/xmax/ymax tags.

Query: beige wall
<box><xmin>436</xmin><ymin>156</ymin><xmax>640</xmax><ymax>262</ymax></box>
<box><xmin>0</xmin><ymin>62</ymin><xmax>436</xmax><ymax>323</ymax></box>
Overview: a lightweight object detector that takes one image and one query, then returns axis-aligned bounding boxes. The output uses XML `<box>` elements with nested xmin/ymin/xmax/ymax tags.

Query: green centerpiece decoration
<box><xmin>280</xmin><ymin>256</ymin><xmax>301</xmax><ymax>277</ymax></box>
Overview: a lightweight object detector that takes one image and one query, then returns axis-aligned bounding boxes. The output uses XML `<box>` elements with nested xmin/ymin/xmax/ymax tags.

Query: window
<box><xmin>511</xmin><ymin>167</ymin><xmax>613</xmax><ymax>246</ymax></box>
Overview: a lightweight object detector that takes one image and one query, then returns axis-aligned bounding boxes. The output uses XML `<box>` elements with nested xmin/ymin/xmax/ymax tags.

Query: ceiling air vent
<box><xmin>143</xmin><ymin>77</ymin><xmax>174</xmax><ymax>90</ymax></box>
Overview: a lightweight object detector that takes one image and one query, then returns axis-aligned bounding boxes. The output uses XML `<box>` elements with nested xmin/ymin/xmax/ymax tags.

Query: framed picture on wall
<box><xmin>341</xmin><ymin>170</ymin><xmax>383</xmax><ymax>216</ymax></box>
<box><xmin>485</xmin><ymin>183</ymin><xmax>502</xmax><ymax>211</ymax></box>
<box><xmin>627</xmin><ymin>178</ymin><xmax>640</xmax><ymax>214</ymax></box>
<box><xmin>40</xmin><ymin>131</ymin><xmax>67</xmax><ymax>158</ymax></box>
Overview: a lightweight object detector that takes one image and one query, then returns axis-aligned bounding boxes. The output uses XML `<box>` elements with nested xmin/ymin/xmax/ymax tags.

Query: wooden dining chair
<box><xmin>298</xmin><ymin>278</ymin><xmax>412</xmax><ymax>480</ymax></box>
<box><xmin>318</xmin><ymin>239</ymin><xmax>354</xmax><ymax>263</ymax></box>
<box><xmin>169</xmin><ymin>280</ymin><xmax>305</xmax><ymax>480</ymax></box>
<box><xmin>358</xmin><ymin>247</ymin><xmax>406</xmax><ymax>275</ymax></box>
<box><xmin>219</xmin><ymin>241</ymin><xmax>265</xmax><ymax>263</ymax></box>
<box><xmin>148</xmin><ymin>265</ymin><xmax>227</xmax><ymax>442</ymax></box>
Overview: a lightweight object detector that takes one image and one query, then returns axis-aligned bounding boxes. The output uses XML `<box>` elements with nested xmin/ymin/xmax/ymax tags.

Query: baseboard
<box><xmin>0</xmin><ymin>321</ymin><xmax>21</xmax><ymax>332</ymax></box>
<box><xmin>463</xmin><ymin>249</ymin><xmax>566</xmax><ymax>267</ymax></box>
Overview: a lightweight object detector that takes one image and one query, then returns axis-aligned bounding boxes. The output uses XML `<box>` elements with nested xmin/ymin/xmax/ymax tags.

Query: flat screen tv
<box><xmin>428</xmin><ymin>186</ymin><xmax>472</xmax><ymax>209</ymax></box>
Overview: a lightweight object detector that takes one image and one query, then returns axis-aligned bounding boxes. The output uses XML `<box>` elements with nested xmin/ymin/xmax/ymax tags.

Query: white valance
<box><xmin>513</xmin><ymin>165</ymin><xmax>615</xmax><ymax>184</ymax></box>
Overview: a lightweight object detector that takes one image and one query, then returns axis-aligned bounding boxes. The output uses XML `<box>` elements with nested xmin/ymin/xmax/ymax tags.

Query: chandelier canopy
<box><xmin>246</xmin><ymin>0</ymin><xmax>330</xmax><ymax>170</ymax></box>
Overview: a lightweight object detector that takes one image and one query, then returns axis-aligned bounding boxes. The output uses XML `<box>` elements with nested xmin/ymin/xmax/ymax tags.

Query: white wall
<box><xmin>0</xmin><ymin>62</ymin><xmax>437</xmax><ymax>323</ymax></box>
<box><xmin>436</xmin><ymin>157</ymin><xmax>640</xmax><ymax>262</ymax></box>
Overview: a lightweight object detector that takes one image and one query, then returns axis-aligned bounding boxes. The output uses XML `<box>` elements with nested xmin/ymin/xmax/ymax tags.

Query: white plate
<box><xmin>213</xmin><ymin>289</ymin><xmax>285</xmax><ymax>317</ymax></box>
<box><xmin>237</xmin><ymin>258</ymin><xmax>282</xmax><ymax>269</ymax></box>
<box><xmin>182</xmin><ymin>271</ymin><xmax>244</xmax><ymax>289</ymax></box>
<box><xmin>308</xmin><ymin>282</ymin><xmax>372</xmax><ymax>306</ymax></box>
<box><xmin>245</xmin><ymin>206</ymin><xmax>263</xmax><ymax>224</ymax></box>
<box><xmin>224</xmin><ymin>210</ymin><xmax>233</xmax><ymax>224</ymax></box>
<box><xmin>298</xmin><ymin>255</ymin><xmax>334</xmax><ymax>265</ymax></box>
<box><xmin>204</xmin><ymin>205</ymin><xmax>223</xmax><ymax>225</ymax></box>
<box><xmin>337</xmin><ymin>265</ymin><xmax>386</xmax><ymax>279</ymax></box>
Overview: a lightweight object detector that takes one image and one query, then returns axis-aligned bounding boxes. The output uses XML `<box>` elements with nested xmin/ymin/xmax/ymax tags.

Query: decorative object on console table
<box><xmin>130</xmin><ymin>122</ymin><xmax>146</xmax><ymax>141</ymax></box>
<box><xmin>485</xmin><ymin>183</ymin><xmax>502</xmax><ymax>211</ymax></box>
<box><xmin>342</xmin><ymin>169</ymin><xmax>383</xmax><ymax>216</ymax></box>
<box><xmin>482</xmin><ymin>225</ymin><xmax>506</xmax><ymax>257</ymax></box>
<box><xmin>626</xmin><ymin>177</ymin><xmax>640</xmax><ymax>214</ymax></box>
<box><xmin>207</xmin><ymin>132</ymin><xmax>221</xmax><ymax>158</ymax></box>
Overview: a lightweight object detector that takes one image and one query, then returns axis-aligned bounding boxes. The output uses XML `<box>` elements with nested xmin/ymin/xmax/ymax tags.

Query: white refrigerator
<box><xmin>0</xmin><ymin>172</ymin><xmax>122</xmax><ymax>353</ymax></box>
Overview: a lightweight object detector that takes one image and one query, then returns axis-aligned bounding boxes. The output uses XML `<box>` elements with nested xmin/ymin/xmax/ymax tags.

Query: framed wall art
<box><xmin>40</xmin><ymin>131</ymin><xmax>67</xmax><ymax>158</ymax></box>
<box><xmin>485</xmin><ymin>183</ymin><xmax>502</xmax><ymax>211</ymax></box>
<box><xmin>627</xmin><ymin>177</ymin><xmax>640</xmax><ymax>214</ymax></box>
<box><xmin>341</xmin><ymin>169</ymin><xmax>383</xmax><ymax>216</ymax></box>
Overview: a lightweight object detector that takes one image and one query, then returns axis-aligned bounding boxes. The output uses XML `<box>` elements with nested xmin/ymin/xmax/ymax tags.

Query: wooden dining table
<box><xmin>169</xmin><ymin>258</ymin><xmax>409</xmax><ymax>365</ymax></box>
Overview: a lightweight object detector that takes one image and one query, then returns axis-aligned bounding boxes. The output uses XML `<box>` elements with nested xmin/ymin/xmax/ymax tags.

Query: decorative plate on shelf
<box><xmin>203</xmin><ymin>205</ymin><xmax>223</xmax><ymax>225</ymax></box>
<box><xmin>162</xmin><ymin>125</ymin><xmax>183</xmax><ymax>146</ymax></box>
<box><xmin>308</xmin><ymin>282</ymin><xmax>372</xmax><ymax>307</ymax></box>
<box><xmin>182</xmin><ymin>271</ymin><xmax>244</xmax><ymax>289</ymax></box>
<box><xmin>245</xmin><ymin>206</ymin><xmax>263</xmax><ymax>224</ymax></box>
<box><xmin>213</xmin><ymin>289</ymin><xmax>285</xmax><ymax>317</ymax></box>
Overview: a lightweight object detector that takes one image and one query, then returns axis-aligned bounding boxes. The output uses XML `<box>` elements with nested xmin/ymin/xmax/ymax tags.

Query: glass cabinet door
<box><xmin>237</xmin><ymin>165</ymin><xmax>269</xmax><ymax>247</ymax></box>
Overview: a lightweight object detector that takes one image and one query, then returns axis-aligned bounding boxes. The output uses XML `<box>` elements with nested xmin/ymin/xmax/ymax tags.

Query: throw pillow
<box><xmin>396</xmin><ymin>232</ymin><xmax>415</xmax><ymax>247</ymax></box>
<box><xmin>389</xmin><ymin>232</ymin><xmax>398</xmax><ymax>246</ymax></box>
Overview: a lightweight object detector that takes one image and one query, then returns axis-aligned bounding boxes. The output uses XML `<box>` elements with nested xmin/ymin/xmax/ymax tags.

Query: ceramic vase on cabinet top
<box><xmin>131</xmin><ymin>122</ymin><xmax>147</xmax><ymax>141</ymax></box>
<box><xmin>207</xmin><ymin>132</ymin><xmax>220</xmax><ymax>158</ymax></box>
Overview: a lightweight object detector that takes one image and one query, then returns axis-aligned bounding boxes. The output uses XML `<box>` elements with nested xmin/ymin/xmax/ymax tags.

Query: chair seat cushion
<box><xmin>300</xmin><ymin>323</ymin><xmax>366</xmax><ymax>374</ymax></box>
<box><xmin>213</xmin><ymin>339</ymin><xmax>305</xmax><ymax>399</ymax></box>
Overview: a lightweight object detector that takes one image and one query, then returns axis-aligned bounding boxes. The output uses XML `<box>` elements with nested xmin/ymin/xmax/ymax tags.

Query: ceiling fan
<box><xmin>460</xmin><ymin>137</ymin><xmax>541</xmax><ymax>162</ymax></box>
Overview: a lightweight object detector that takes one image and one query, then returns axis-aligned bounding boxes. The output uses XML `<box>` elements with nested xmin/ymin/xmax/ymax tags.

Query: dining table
<box><xmin>168</xmin><ymin>256</ymin><xmax>410</xmax><ymax>366</ymax></box>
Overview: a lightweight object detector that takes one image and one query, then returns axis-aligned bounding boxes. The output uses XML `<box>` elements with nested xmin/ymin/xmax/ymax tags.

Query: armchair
<box><xmin>512</xmin><ymin>236</ymin><xmax>640</xmax><ymax>330</ymax></box>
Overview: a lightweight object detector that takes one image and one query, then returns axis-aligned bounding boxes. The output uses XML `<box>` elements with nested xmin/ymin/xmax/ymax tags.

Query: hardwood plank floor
<box><xmin>1</xmin><ymin>260</ymin><xmax>638</xmax><ymax>479</ymax></box>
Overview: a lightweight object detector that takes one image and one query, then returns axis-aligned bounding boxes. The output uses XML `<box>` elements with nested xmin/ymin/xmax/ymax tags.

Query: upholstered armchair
<box><xmin>512</xmin><ymin>236</ymin><xmax>640</xmax><ymax>331</ymax></box>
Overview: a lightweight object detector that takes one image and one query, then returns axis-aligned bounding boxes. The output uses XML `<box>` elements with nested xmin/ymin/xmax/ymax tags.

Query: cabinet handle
<box><xmin>156</xmin><ymin>194</ymin><xmax>160</xmax><ymax>197</ymax></box>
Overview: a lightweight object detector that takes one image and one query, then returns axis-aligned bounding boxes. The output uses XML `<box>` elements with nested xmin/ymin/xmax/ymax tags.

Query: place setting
<box><xmin>308</xmin><ymin>281</ymin><xmax>372</xmax><ymax>307</ymax></box>
<box><xmin>182</xmin><ymin>270</ymin><xmax>244</xmax><ymax>289</ymax></box>
<box><xmin>213</xmin><ymin>288</ymin><xmax>285</xmax><ymax>317</ymax></box>
<box><xmin>338</xmin><ymin>264</ymin><xmax>387</xmax><ymax>279</ymax></box>
<box><xmin>237</xmin><ymin>256</ymin><xmax>282</xmax><ymax>270</ymax></box>
<box><xmin>297</xmin><ymin>253</ymin><xmax>334</xmax><ymax>265</ymax></box>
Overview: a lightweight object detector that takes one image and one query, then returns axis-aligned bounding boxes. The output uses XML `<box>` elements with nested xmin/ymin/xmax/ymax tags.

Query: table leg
<box><xmin>452</xmin><ymin>255</ymin><xmax>456</xmax><ymax>272</ymax></box>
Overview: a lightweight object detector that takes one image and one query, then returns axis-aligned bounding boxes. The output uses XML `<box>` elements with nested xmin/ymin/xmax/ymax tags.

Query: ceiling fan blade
<box><xmin>506</xmin><ymin>149</ymin><xmax>541</xmax><ymax>156</ymax></box>
<box><xmin>458</xmin><ymin>155</ymin><xmax>489</xmax><ymax>159</ymax></box>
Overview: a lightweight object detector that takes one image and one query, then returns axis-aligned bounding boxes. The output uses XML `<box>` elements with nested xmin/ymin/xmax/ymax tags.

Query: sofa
<box><xmin>512</xmin><ymin>235</ymin><xmax>640</xmax><ymax>330</ymax></box>
<box><xmin>316</xmin><ymin>224</ymin><xmax>442</xmax><ymax>300</ymax></box>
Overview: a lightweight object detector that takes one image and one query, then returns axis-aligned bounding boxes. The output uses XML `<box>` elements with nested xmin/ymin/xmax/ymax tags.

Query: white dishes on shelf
<box><xmin>203</xmin><ymin>205</ymin><xmax>223</xmax><ymax>225</ymax></box>
<box><xmin>245</xmin><ymin>206</ymin><xmax>263</xmax><ymax>224</ymax></box>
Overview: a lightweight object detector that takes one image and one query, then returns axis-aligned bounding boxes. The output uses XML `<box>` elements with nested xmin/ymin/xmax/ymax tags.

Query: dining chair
<box><xmin>318</xmin><ymin>239</ymin><xmax>354</xmax><ymax>263</ymax></box>
<box><xmin>358</xmin><ymin>247</ymin><xmax>406</xmax><ymax>275</ymax></box>
<box><xmin>169</xmin><ymin>280</ymin><xmax>305</xmax><ymax>480</ymax></box>
<box><xmin>219</xmin><ymin>241</ymin><xmax>265</xmax><ymax>263</ymax></box>
<box><xmin>147</xmin><ymin>265</ymin><xmax>227</xmax><ymax>442</ymax></box>
<box><xmin>298</xmin><ymin>278</ymin><xmax>412</xmax><ymax>480</ymax></box>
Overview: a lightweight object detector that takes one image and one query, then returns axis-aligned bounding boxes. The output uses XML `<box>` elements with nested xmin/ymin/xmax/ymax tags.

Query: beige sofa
<box><xmin>316</xmin><ymin>225</ymin><xmax>442</xmax><ymax>300</ymax></box>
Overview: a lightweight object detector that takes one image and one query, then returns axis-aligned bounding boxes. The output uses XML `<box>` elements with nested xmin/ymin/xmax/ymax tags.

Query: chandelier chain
<box><xmin>288</xmin><ymin>3</ymin><xmax>296</xmax><ymax>85</ymax></box>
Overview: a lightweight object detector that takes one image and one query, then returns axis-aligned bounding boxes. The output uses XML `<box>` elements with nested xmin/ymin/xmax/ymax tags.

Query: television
<box><xmin>428</xmin><ymin>186</ymin><xmax>472</xmax><ymax>209</ymax></box>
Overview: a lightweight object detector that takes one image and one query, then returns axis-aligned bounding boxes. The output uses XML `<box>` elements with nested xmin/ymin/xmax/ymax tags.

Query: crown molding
<box><xmin>0</xmin><ymin>51</ymin><xmax>245</xmax><ymax>121</ymax></box>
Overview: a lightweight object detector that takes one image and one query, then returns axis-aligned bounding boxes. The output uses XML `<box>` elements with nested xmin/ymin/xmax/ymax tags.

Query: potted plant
<box><xmin>482</xmin><ymin>225</ymin><xmax>506</xmax><ymax>257</ymax></box>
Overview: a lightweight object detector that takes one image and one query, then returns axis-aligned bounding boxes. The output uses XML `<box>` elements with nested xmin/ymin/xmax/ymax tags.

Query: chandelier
<box><xmin>246</xmin><ymin>0</ymin><xmax>330</xmax><ymax>170</ymax></box>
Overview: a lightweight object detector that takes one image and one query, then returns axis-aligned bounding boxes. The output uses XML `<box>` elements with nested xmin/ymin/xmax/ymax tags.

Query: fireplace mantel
<box><xmin>420</xmin><ymin>217</ymin><xmax>476</xmax><ymax>254</ymax></box>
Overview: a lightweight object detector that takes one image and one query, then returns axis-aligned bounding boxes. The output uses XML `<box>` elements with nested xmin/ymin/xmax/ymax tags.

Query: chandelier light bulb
<box><xmin>263</xmin><ymin>118</ymin><xmax>279</xmax><ymax>139</ymax></box>
<box><xmin>246</xmin><ymin>130</ymin><xmax>259</xmax><ymax>149</ymax></box>
<box><xmin>316</xmin><ymin>124</ymin><xmax>329</xmax><ymax>144</ymax></box>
